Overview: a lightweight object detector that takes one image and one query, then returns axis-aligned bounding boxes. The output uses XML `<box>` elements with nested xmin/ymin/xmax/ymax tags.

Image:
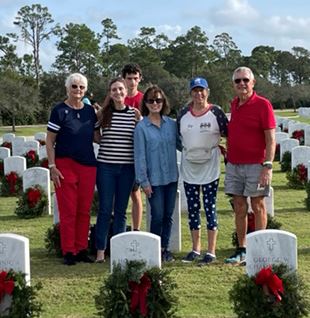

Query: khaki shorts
<box><xmin>224</xmin><ymin>163</ymin><xmax>270</xmax><ymax>197</ymax></box>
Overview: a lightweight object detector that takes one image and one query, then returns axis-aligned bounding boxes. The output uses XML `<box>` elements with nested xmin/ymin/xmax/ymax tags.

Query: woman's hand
<box><xmin>50</xmin><ymin>166</ymin><xmax>64</xmax><ymax>188</ymax></box>
<box><xmin>142</xmin><ymin>186</ymin><xmax>153</xmax><ymax>198</ymax></box>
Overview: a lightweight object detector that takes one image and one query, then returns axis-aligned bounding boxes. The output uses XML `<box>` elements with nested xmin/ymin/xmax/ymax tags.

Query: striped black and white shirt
<box><xmin>97</xmin><ymin>106</ymin><xmax>136</xmax><ymax>164</ymax></box>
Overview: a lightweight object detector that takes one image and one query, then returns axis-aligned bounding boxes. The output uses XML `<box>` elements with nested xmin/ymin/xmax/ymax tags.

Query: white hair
<box><xmin>232</xmin><ymin>67</ymin><xmax>255</xmax><ymax>81</ymax></box>
<box><xmin>65</xmin><ymin>73</ymin><xmax>88</xmax><ymax>90</ymax></box>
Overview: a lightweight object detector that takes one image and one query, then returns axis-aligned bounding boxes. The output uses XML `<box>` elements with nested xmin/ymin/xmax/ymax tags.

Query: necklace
<box><xmin>65</xmin><ymin>100</ymin><xmax>83</xmax><ymax>119</ymax></box>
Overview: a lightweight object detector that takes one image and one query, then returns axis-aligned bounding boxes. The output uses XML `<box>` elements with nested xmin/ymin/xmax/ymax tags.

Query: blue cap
<box><xmin>189</xmin><ymin>77</ymin><xmax>208</xmax><ymax>91</ymax></box>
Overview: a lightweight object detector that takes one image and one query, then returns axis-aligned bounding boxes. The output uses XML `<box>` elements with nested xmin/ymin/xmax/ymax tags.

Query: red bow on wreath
<box><xmin>27</xmin><ymin>188</ymin><xmax>42</xmax><ymax>208</ymax></box>
<box><xmin>6</xmin><ymin>172</ymin><xmax>18</xmax><ymax>194</ymax></box>
<box><xmin>0</xmin><ymin>271</ymin><xmax>15</xmax><ymax>301</ymax></box>
<box><xmin>255</xmin><ymin>266</ymin><xmax>284</xmax><ymax>302</ymax></box>
<box><xmin>128</xmin><ymin>273</ymin><xmax>151</xmax><ymax>317</ymax></box>
<box><xmin>27</xmin><ymin>150</ymin><xmax>36</xmax><ymax>162</ymax></box>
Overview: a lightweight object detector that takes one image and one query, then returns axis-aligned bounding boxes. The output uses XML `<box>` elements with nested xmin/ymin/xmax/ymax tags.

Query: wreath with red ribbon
<box><xmin>15</xmin><ymin>185</ymin><xmax>48</xmax><ymax>219</ymax></box>
<box><xmin>0</xmin><ymin>270</ymin><xmax>42</xmax><ymax>317</ymax></box>
<box><xmin>292</xmin><ymin>130</ymin><xmax>304</xmax><ymax>145</ymax></box>
<box><xmin>0</xmin><ymin>171</ymin><xmax>22</xmax><ymax>196</ymax></box>
<box><xmin>95</xmin><ymin>260</ymin><xmax>178</xmax><ymax>318</ymax></box>
<box><xmin>1</xmin><ymin>142</ymin><xmax>12</xmax><ymax>151</ymax></box>
<box><xmin>229</xmin><ymin>264</ymin><xmax>309</xmax><ymax>318</ymax></box>
<box><xmin>24</xmin><ymin>150</ymin><xmax>39</xmax><ymax>168</ymax></box>
<box><xmin>287</xmin><ymin>163</ymin><xmax>308</xmax><ymax>189</ymax></box>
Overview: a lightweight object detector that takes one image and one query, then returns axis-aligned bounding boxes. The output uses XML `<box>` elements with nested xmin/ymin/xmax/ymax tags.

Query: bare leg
<box><xmin>191</xmin><ymin>229</ymin><xmax>201</xmax><ymax>253</ymax></box>
<box><xmin>233</xmin><ymin>195</ymin><xmax>248</xmax><ymax>248</ymax></box>
<box><xmin>251</xmin><ymin>196</ymin><xmax>267</xmax><ymax>230</ymax></box>
<box><xmin>131</xmin><ymin>190</ymin><xmax>143</xmax><ymax>230</ymax></box>
<box><xmin>207</xmin><ymin>229</ymin><xmax>217</xmax><ymax>255</ymax></box>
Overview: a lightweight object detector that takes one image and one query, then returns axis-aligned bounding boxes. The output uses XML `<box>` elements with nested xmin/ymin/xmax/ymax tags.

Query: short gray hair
<box><xmin>65</xmin><ymin>73</ymin><xmax>88</xmax><ymax>90</ymax></box>
<box><xmin>232</xmin><ymin>66</ymin><xmax>255</xmax><ymax>81</ymax></box>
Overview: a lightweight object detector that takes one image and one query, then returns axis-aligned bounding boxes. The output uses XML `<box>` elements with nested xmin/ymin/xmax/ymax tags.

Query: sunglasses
<box><xmin>146</xmin><ymin>98</ymin><xmax>163</xmax><ymax>104</ymax></box>
<box><xmin>234</xmin><ymin>78</ymin><xmax>250</xmax><ymax>84</ymax></box>
<box><xmin>71</xmin><ymin>84</ymin><xmax>85</xmax><ymax>90</ymax></box>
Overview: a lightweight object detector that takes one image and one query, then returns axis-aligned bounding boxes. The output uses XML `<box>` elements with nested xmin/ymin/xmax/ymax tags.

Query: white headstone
<box><xmin>23</xmin><ymin>140</ymin><xmax>40</xmax><ymax>155</ymax></box>
<box><xmin>53</xmin><ymin>193</ymin><xmax>59</xmax><ymax>224</ymax></box>
<box><xmin>177</xmin><ymin>163</ymin><xmax>187</xmax><ymax>211</ymax></box>
<box><xmin>304</xmin><ymin>126</ymin><xmax>310</xmax><ymax>146</ymax></box>
<box><xmin>275</xmin><ymin>132</ymin><xmax>289</xmax><ymax>144</ymax></box>
<box><xmin>34</xmin><ymin>132</ymin><xmax>47</xmax><ymax>143</ymax></box>
<box><xmin>246</xmin><ymin>229</ymin><xmax>297</xmax><ymax>276</ymax></box>
<box><xmin>0</xmin><ymin>234</ymin><xmax>30</xmax><ymax>283</ymax></box>
<box><xmin>22</xmin><ymin>167</ymin><xmax>51</xmax><ymax>215</ymax></box>
<box><xmin>4</xmin><ymin>156</ymin><xmax>26</xmax><ymax>176</ymax></box>
<box><xmin>146</xmin><ymin>190</ymin><xmax>181</xmax><ymax>252</ymax></box>
<box><xmin>0</xmin><ymin>147</ymin><xmax>10</xmax><ymax>159</ymax></box>
<box><xmin>38</xmin><ymin>145</ymin><xmax>47</xmax><ymax>160</ymax></box>
<box><xmin>110</xmin><ymin>232</ymin><xmax>161</xmax><ymax>272</ymax></box>
<box><xmin>281</xmin><ymin>118</ymin><xmax>291</xmax><ymax>131</ymax></box>
<box><xmin>12</xmin><ymin>136</ymin><xmax>26</xmax><ymax>156</ymax></box>
<box><xmin>291</xmin><ymin>146</ymin><xmax>310</xmax><ymax>170</ymax></box>
<box><xmin>2</xmin><ymin>133</ymin><xmax>15</xmax><ymax>143</ymax></box>
<box><xmin>279</xmin><ymin>138</ymin><xmax>299</xmax><ymax>161</ymax></box>
<box><xmin>298</xmin><ymin>107</ymin><xmax>310</xmax><ymax>118</ymax></box>
<box><xmin>288</xmin><ymin>123</ymin><xmax>306</xmax><ymax>137</ymax></box>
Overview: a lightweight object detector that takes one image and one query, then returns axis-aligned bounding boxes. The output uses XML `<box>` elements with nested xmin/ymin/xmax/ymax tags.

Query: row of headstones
<box><xmin>298</xmin><ymin>107</ymin><xmax>310</xmax><ymax>118</ymax></box>
<box><xmin>0</xmin><ymin>132</ymin><xmax>47</xmax><ymax>159</ymax></box>
<box><xmin>1</xmin><ymin>156</ymin><xmax>51</xmax><ymax>214</ymax></box>
<box><xmin>0</xmin><ymin>226</ymin><xmax>296</xmax><ymax>281</ymax></box>
<box><xmin>276</xmin><ymin>119</ymin><xmax>310</xmax><ymax>176</ymax></box>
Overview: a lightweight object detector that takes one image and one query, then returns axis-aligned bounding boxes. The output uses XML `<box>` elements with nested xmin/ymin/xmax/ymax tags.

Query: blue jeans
<box><xmin>95</xmin><ymin>163</ymin><xmax>135</xmax><ymax>250</ymax></box>
<box><xmin>148</xmin><ymin>182</ymin><xmax>178</xmax><ymax>249</ymax></box>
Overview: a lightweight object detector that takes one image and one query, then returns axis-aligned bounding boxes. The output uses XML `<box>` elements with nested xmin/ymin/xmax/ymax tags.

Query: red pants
<box><xmin>55</xmin><ymin>158</ymin><xmax>96</xmax><ymax>255</ymax></box>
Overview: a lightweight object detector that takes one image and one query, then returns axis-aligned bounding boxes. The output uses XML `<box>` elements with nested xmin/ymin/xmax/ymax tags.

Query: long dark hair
<box><xmin>98</xmin><ymin>77</ymin><xmax>127</xmax><ymax>128</ymax></box>
<box><xmin>141</xmin><ymin>85</ymin><xmax>170</xmax><ymax>117</ymax></box>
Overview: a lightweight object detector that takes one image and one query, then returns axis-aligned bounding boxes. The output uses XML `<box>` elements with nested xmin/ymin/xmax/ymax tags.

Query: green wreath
<box><xmin>0</xmin><ymin>158</ymin><xmax>4</xmax><ymax>178</ymax></box>
<box><xmin>15</xmin><ymin>185</ymin><xmax>48</xmax><ymax>219</ymax></box>
<box><xmin>280</xmin><ymin>151</ymin><xmax>291</xmax><ymax>172</ymax></box>
<box><xmin>0</xmin><ymin>171</ymin><xmax>22</xmax><ymax>196</ymax></box>
<box><xmin>45</xmin><ymin>223</ymin><xmax>63</xmax><ymax>258</ymax></box>
<box><xmin>24</xmin><ymin>150</ymin><xmax>39</xmax><ymax>168</ymax></box>
<box><xmin>95</xmin><ymin>260</ymin><xmax>178</xmax><ymax>318</ymax></box>
<box><xmin>286</xmin><ymin>164</ymin><xmax>308</xmax><ymax>189</ymax></box>
<box><xmin>0</xmin><ymin>270</ymin><xmax>42</xmax><ymax>318</ymax></box>
<box><xmin>229</xmin><ymin>264</ymin><xmax>309</xmax><ymax>318</ymax></box>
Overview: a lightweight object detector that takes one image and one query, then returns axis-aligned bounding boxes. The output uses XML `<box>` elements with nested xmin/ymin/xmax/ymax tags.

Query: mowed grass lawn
<box><xmin>0</xmin><ymin>115</ymin><xmax>310</xmax><ymax>318</ymax></box>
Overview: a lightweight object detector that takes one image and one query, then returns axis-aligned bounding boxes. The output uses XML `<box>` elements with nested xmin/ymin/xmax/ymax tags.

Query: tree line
<box><xmin>1</xmin><ymin>4</ymin><xmax>310</xmax><ymax>129</ymax></box>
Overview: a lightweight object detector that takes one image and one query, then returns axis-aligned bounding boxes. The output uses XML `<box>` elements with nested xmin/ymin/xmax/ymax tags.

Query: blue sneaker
<box><xmin>162</xmin><ymin>249</ymin><xmax>174</xmax><ymax>262</ymax></box>
<box><xmin>224</xmin><ymin>249</ymin><xmax>246</xmax><ymax>266</ymax></box>
<box><xmin>198</xmin><ymin>253</ymin><xmax>216</xmax><ymax>266</ymax></box>
<box><xmin>182</xmin><ymin>251</ymin><xmax>200</xmax><ymax>263</ymax></box>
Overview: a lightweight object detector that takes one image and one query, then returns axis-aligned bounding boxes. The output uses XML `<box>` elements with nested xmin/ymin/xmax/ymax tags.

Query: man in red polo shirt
<box><xmin>224</xmin><ymin>66</ymin><xmax>276</xmax><ymax>265</ymax></box>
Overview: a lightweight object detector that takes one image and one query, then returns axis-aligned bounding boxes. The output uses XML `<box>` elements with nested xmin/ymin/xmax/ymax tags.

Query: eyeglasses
<box><xmin>146</xmin><ymin>98</ymin><xmax>163</xmax><ymax>104</ymax></box>
<box><xmin>71</xmin><ymin>84</ymin><xmax>85</xmax><ymax>90</ymax></box>
<box><xmin>234</xmin><ymin>78</ymin><xmax>250</xmax><ymax>84</ymax></box>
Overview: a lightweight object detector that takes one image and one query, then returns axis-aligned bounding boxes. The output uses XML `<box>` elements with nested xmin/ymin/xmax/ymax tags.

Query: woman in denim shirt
<box><xmin>134</xmin><ymin>86</ymin><xmax>178</xmax><ymax>262</ymax></box>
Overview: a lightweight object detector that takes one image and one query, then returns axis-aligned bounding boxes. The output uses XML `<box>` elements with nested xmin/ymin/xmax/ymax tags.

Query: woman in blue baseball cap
<box><xmin>177</xmin><ymin>76</ymin><xmax>228</xmax><ymax>265</ymax></box>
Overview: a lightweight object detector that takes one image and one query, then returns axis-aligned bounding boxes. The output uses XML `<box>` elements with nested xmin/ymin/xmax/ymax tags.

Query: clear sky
<box><xmin>1</xmin><ymin>0</ymin><xmax>310</xmax><ymax>70</ymax></box>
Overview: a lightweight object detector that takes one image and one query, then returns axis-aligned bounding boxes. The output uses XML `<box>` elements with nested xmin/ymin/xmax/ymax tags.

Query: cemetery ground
<box><xmin>1</xmin><ymin>116</ymin><xmax>310</xmax><ymax>318</ymax></box>
<box><xmin>1</xmin><ymin>165</ymin><xmax>309</xmax><ymax>317</ymax></box>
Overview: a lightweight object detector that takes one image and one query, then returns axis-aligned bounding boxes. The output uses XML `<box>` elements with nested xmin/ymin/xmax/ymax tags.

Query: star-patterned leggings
<box><xmin>184</xmin><ymin>179</ymin><xmax>219</xmax><ymax>231</ymax></box>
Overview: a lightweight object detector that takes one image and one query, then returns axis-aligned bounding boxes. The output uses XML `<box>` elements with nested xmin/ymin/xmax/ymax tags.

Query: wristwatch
<box><xmin>262</xmin><ymin>161</ymin><xmax>273</xmax><ymax>169</ymax></box>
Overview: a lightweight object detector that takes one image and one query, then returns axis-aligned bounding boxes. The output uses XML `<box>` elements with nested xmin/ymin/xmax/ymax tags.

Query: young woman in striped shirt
<box><xmin>95</xmin><ymin>77</ymin><xmax>140</xmax><ymax>263</ymax></box>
